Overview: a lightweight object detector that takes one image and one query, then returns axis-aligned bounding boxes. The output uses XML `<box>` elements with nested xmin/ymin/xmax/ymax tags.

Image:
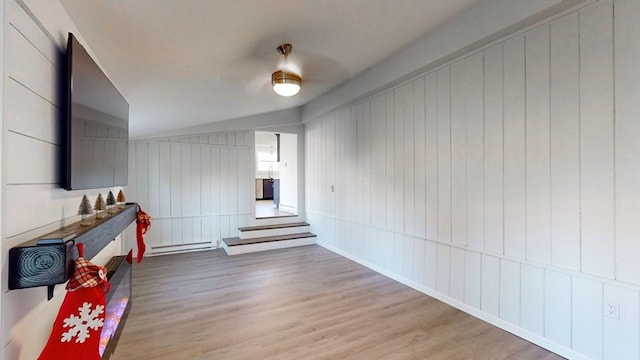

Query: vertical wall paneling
<box><xmin>158</xmin><ymin>143</ymin><xmax>171</xmax><ymax>218</ymax></box>
<box><xmin>465</xmin><ymin>52</ymin><xmax>485</xmax><ymax>251</ymax></box>
<box><xmin>436</xmin><ymin>68</ymin><xmax>452</xmax><ymax>243</ymax></box>
<box><xmin>450</xmin><ymin>59</ymin><xmax>467</xmax><ymax>247</ymax></box>
<box><xmin>525</xmin><ymin>24</ymin><xmax>551</xmax><ymax>265</ymax></box>
<box><xmin>401</xmin><ymin>84</ymin><xmax>415</xmax><ymax>235</ymax></box>
<box><xmin>228</xmin><ymin>147</ymin><xmax>238</xmax><ymax>214</ymax></box>
<box><xmin>393</xmin><ymin>233</ymin><xmax>404</xmax><ymax>275</ymax></box>
<box><xmin>382</xmin><ymin>230</ymin><xmax>395</xmax><ymax>272</ymax></box>
<box><xmin>362</xmin><ymin>101</ymin><xmax>371</xmax><ymax>227</ymax></box>
<box><xmin>135</xmin><ymin>143</ymin><xmax>149</xmax><ymax>211</ymax></box>
<box><xmin>353</xmin><ymin>105</ymin><xmax>364</xmax><ymax>225</ymax></box>
<box><xmin>520</xmin><ymin>264</ymin><xmax>544</xmax><ymax>335</ymax></box>
<box><xmin>306</xmin><ymin>121</ymin><xmax>316</xmax><ymax>218</ymax></box>
<box><xmin>219</xmin><ymin>147</ymin><xmax>229</xmax><ymax>214</ymax></box>
<box><xmin>147</xmin><ymin>143</ymin><xmax>160</xmax><ymax>247</ymax></box>
<box><xmin>499</xmin><ymin>259</ymin><xmax>521</xmax><ymax>325</ymax></box>
<box><xmin>464</xmin><ymin>251</ymin><xmax>481</xmax><ymax>309</ymax></box>
<box><xmin>402</xmin><ymin>235</ymin><xmax>413</xmax><ymax>280</ymax></box>
<box><xmin>180</xmin><ymin>144</ymin><xmax>193</xmax><ymax>216</ymax></box>
<box><xmin>182</xmin><ymin>217</ymin><xmax>194</xmax><ymax>246</ymax></box>
<box><xmin>603</xmin><ymin>284</ymin><xmax>640</xmax><ymax>359</ymax></box>
<box><xmin>502</xmin><ymin>35</ymin><xmax>527</xmax><ymax>259</ymax></box>
<box><xmin>425</xmin><ymin>73</ymin><xmax>438</xmax><ymax>241</ymax></box>
<box><xmin>483</xmin><ymin>44</ymin><xmax>504</xmax><ymax>255</ymax></box>
<box><xmin>130</xmin><ymin>133</ymin><xmax>251</xmax><ymax>251</ymax></box>
<box><xmin>161</xmin><ymin>218</ymin><xmax>172</xmax><ymax>247</ymax></box>
<box><xmin>450</xmin><ymin>247</ymin><xmax>465</xmax><ymax>302</ymax></box>
<box><xmin>544</xmin><ymin>271</ymin><xmax>572</xmax><ymax>347</ymax></box>
<box><xmin>580</xmin><ymin>0</ymin><xmax>615</xmax><ymax>278</ymax></box>
<box><xmin>192</xmin><ymin>145</ymin><xmax>202</xmax><ymax>216</ymax></box>
<box><xmin>147</xmin><ymin>143</ymin><xmax>160</xmax><ymax>216</ymax></box>
<box><xmin>200</xmin><ymin>146</ymin><xmax>212</xmax><ymax>215</ymax></box>
<box><xmin>385</xmin><ymin>92</ymin><xmax>395</xmax><ymax>231</ymax></box>
<box><xmin>320</xmin><ymin>117</ymin><xmax>328</xmax><ymax>215</ymax></box>
<box><xmin>349</xmin><ymin>108</ymin><xmax>358</xmax><ymax>227</ymax></box>
<box><xmin>615</xmin><ymin>0</ymin><xmax>640</xmax><ymax>284</ymax></box>
<box><xmin>370</xmin><ymin>95</ymin><xmax>386</xmax><ymax>228</ymax></box>
<box><xmin>436</xmin><ymin>243</ymin><xmax>450</xmax><ymax>295</ymax></box>
<box><xmin>170</xmin><ymin>143</ymin><xmax>182</xmax><ymax>216</ymax></box>
<box><xmin>323</xmin><ymin>115</ymin><xmax>335</xmax><ymax>216</ymax></box>
<box><xmin>481</xmin><ymin>255</ymin><xmax>500</xmax><ymax>317</ymax></box>
<box><xmin>394</xmin><ymin>87</ymin><xmax>406</xmax><ymax>233</ymax></box>
<box><xmin>172</xmin><ymin>217</ymin><xmax>183</xmax><ymax>245</ymax></box>
<box><xmin>424</xmin><ymin>241</ymin><xmax>438</xmax><ymax>290</ymax></box>
<box><xmin>414</xmin><ymin>78</ymin><xmax>426</xmax><ymax>239</ymax></box>
<box><xmin>571</xmin><ymin>277</ymin><xmax>602</xmax><ymax>359</ymax></box>
<box><xmin>413</xmin><ymin>237</ymin><xmax>426</xmax><ymax>286</ymax></box>
<box><xmin>314</xmin><ymin>120</ymin><xmax>322</xmax><ymax>216</ymax></box>
<box><xmin>304</xmin><ymin>125</ymin><xmax>312</xmax><ymax>212</ymax></box>
<box><xmin>549</xmin><ymin>13</ymin><xmax>580</xmax><ymax>271</ymax></box>
<box><xmin>335</xmin><ymin>109</ymin><xmax>350</xmax><ymax>224</ymax></box>
<box><xmin>211</xmin><ymin>146</ymin><xmax>221</xmax><ymax>216</ymax></box>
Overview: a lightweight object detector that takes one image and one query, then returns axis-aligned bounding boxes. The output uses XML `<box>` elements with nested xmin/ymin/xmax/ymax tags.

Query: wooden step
<box><xmin>238</xmin><ymin>222</ymin><xmax>309</xmax><ymax>232</ymax></box>
<box><xmin>222</xmin><ymin>232</ymin><xmax>316</xmax><ymax>255</ymax></box>
<box><xmin>238</xmin><ymin>222</ymin><xmax>311</xmax><ymax>240</ymax></box>
<box><xmin>224</xmin><ymin>232</ymin><xmax>316</xmax><ymax>246</ymax></box>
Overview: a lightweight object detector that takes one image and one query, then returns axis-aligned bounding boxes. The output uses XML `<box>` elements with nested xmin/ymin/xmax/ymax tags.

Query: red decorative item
<box><xmin>127</xmin><ymin>205</ymin><xmax>150</xmax><ymax>264</ymax></box>
<box><xmin>39</xmin><ymin>243</ymin><xmax>110</xmax><ymax>360</ymax></box>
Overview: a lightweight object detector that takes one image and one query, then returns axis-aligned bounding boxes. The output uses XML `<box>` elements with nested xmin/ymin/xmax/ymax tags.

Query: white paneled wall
<box><xmin>128</xmin><ymin>133</ymin><xmax>252</xmax><ymax>254</ymax></box>
<box><xmin>305</xmin><ymin>1</ymin><xmax>640</xmax><ymax>358</ymax></box>
<box><xmin>2</xmin><ymin>2</ymin><xmax>126</xmax><ymax>359</ymax></box>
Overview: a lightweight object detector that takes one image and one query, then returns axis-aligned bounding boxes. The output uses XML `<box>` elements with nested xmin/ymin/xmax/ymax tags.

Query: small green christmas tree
<box><xmin>78</xmin><ymin>194</ymin><xmax>94</xmax><ymax>226</ymax></box>
<box><xmin>116</xmin><ymin>189</ymin><xmax>126</xmax><ymax>209</ymax></box>
<box><xmin>94</xmin><ymin>193</ymin><xmax>107</xmax><ymax>219</ymax></box>
<box><xmin>106</xmin><ymin>191</ymin><xmax>117</xmax><ymax>213</ymax></box>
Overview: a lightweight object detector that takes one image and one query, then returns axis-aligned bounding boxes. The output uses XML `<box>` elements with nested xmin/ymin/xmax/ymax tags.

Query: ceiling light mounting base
<box><xmin>277</xmin><ymin>44</ymin><xmax>293</xmax><ymax>56</ymax></box>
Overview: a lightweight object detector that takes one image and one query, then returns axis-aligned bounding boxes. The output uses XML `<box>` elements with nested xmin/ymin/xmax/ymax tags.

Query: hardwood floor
<box><xmin>112</xmin><ymin>245</ymin><xmax>564</xmax><ymax>360</ymax></box>
<box><xmin>256</xmin><ymin>199</ymin><xmax>296</xmax><ymax>218</ymax></box>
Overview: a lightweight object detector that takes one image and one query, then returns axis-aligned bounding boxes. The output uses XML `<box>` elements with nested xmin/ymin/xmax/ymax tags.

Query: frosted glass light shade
<box><xmin>272</xmin><ymin>71</ymin><xmax>301</xmax><ymax>97</ymax></box>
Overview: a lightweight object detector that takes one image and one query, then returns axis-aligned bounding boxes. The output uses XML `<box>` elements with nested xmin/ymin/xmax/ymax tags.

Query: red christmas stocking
<box><xmin>39</xmin><ymin>243</ymin><xmax>110</xmax><ymax>360</ymax></box>
<box><xmin>127</xmin><ymin>205</ymin><xmax>151</xmax><ymax>264</ymax></box>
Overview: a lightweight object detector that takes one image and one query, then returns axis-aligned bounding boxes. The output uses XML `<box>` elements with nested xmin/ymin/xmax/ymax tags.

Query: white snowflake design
<box><xmin>61</xmin><ymin>302</ymin><xmax>105</xmax><ymax>343</ymax></box>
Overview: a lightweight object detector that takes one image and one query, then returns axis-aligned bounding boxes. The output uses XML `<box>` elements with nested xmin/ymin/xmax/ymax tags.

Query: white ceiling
<box><xmin>58</xmin><ymin>0</ymin><xmax>480</xmax><ymax>138</ymax></box>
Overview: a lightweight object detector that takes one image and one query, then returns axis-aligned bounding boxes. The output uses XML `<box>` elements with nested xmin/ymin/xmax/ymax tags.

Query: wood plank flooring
<box><xmin>112</xmin><ymin>245</ymin><xmax>564</xmax><ymax>360</ymax></box>
<box><xmin>256</xmin><ymin>200</ymin><xmax>296</xmax><ymax>218</ymax></box>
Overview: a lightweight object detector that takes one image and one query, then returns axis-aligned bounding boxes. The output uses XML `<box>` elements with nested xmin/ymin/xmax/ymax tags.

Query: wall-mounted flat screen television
<box><xmin>64</xmin><ymin>32</ymin><xmax>129</xmax><ymax>191</ymax></box>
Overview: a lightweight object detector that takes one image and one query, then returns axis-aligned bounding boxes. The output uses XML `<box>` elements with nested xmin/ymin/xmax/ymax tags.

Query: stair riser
<box><xmin>239</xmin><ymin>225</ymin><xmax>311</xmax><ymax>239</ymax></box>
<box><xmin>251</xmin><ymin>216</ymin><xmax>303</xmax><ymax>226</ymax></box>
<box><xmin>222</xmin><ymin>237</ymin><xmax>316</xmax><ymax>255</ymax></box>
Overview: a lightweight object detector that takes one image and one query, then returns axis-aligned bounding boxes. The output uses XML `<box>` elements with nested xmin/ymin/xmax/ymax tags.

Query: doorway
<box><xmin>255</xmin><ymin>131</ymin><xmax>297</xmax><ymax>219</ymax></box>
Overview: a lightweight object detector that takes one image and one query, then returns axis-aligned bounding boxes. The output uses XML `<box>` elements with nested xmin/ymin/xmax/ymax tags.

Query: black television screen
<box><xmin>64</xmin><ymin>33</ymin><xmax>129</xmax><ymax>190</ymax></box>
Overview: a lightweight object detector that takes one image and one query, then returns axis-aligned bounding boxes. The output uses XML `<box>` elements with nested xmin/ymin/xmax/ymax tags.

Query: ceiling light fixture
<box><xmin>272</xmin><ymin>44</ymin><xmax>301</xmax><ymax>97</ymax></box>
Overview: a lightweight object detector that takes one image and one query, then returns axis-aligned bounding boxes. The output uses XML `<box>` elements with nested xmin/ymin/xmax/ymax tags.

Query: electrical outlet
<box><xmin>605</xmin><ymin>302</ymin><xmax>619</xmax><ymax>319</ymax></box>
